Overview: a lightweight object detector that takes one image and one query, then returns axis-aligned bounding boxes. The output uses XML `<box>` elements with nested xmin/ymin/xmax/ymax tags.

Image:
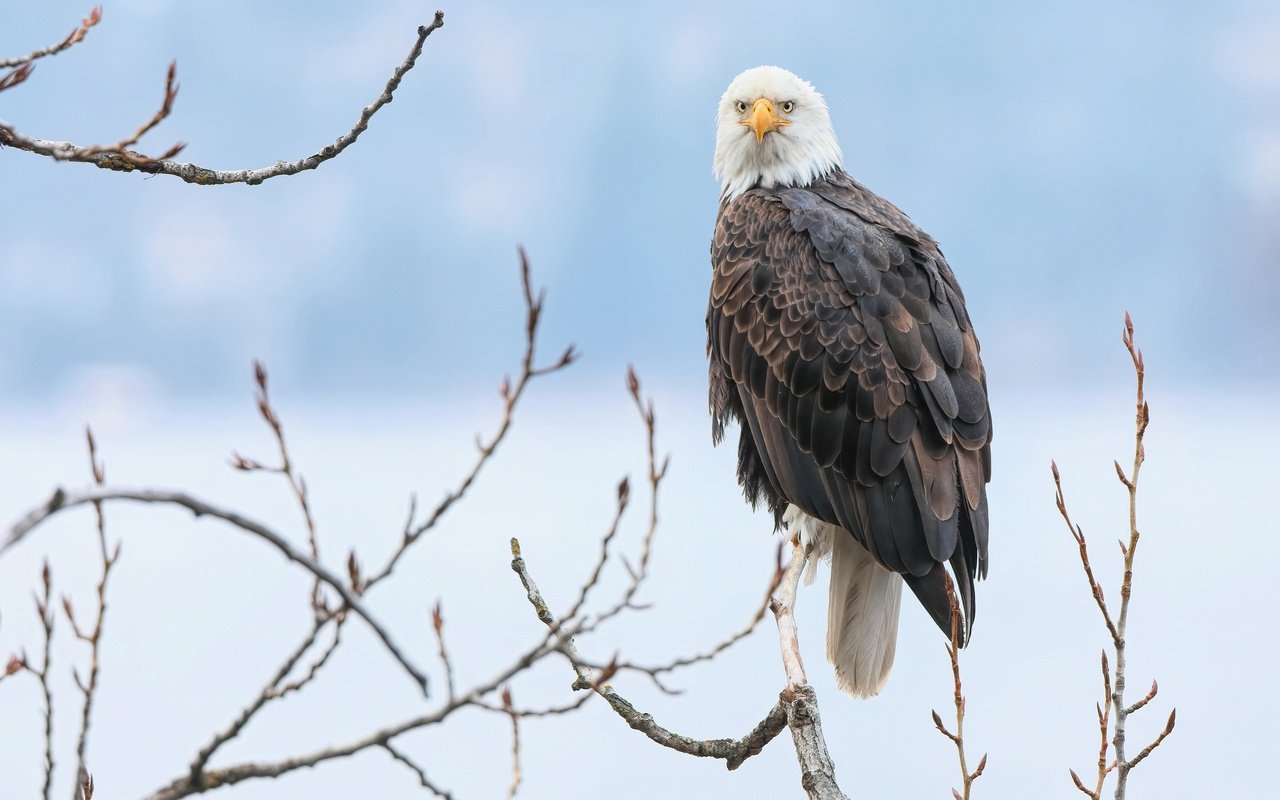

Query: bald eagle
<box><xmin>707</xmin><ymin>66</ymin><xmax>991</xmax><ymax>698</ymax></box>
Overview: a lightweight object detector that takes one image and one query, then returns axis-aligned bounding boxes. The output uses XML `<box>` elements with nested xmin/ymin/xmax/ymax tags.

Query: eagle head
<box><xmin>713</xmin><ymin>66</ymin><xmax>843</xmax><ymax>201</ymax></box>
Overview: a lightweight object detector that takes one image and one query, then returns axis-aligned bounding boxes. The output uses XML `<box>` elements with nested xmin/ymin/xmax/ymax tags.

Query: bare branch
<box><xmin>1056</xmin><ymin>314</ymin><xmax>1173</xmax><ymax>800</ymax></box>
<box><xmin>3</xmin><ymin>486</ymin><xmax>430</xmax><ymax>695</ymax></box>
<box><xmin>0</xmin><ymin>63</ymin><xmax>34</xmax><ymax>94</ymax></box>
<box><xmin>1124</xmin><ymin>680</ymin><xmax>1158</xmax><ymax>716</ymax></box>
<box><xmin>365</xmin><ymin>249</ymin><xmax>576</xmax><ymax>592</ymax></box>
<box><xmin>188</xmin><ymin>617</ymin><xmax>333</xmax><ymax>781</ymax></box>
<box><xmin>474</xmin><ymin>693</ymin><xmax>592</xmax><ymax>719</ymax></box>
<box><xmin>75</xmin><ymin>61</ymin><xmax>184</xmax><ymax>162</ymax></box>
<box><xmin>1106</xmin><ymin>311</ymin><xmax>1167</xmax><ymax>798</ymax></box>
<box><xmin>769</xmin><ymin>540</ymin><xmax>850</xmax><ymax>800</ymax></box>
<box><xmin>234</xmin><ymin>360</ymin><xmax>326</xmax><ymax>613</ymax></box>
<box><xmin>140</xmin><ymin>632</ymin><xmax>564</xmax><ymax>800</ymax></box>
<box><xmin>30</xmin><ymin>560</ymin><xmax>56</xmax><ymax>800</ymax></box>
<box><xmin>577</xmin><ymin>543</ymin><xmax>785</xmax><ymax>689</ymax></box>
<box><xmin>569</xmin><ymin>369</ymin><xmax>665</xmax><ymax>638</ymax></box>
<box><xmin>1052</xmin><ymin>461</ymin><xmax>1120</xmax><ymax>646</ymax></box>
<box><xmin>0</xmin><ymin>12</ymin><xmax>444</xmax><ymax>184</ymax></box>
<box><xmin>0</xmin><ymin>7</ymin><xmax>102</xmax><ymax>69</ymax></box>
<box><xmin>502</xmin><ymin>686</ymin><xmax>522</xmax><ymax>799</ymax></box>
<box><xmin>509</xmin><ymin>536</ymin><xmax>789</xmax><ymax>770</ymax></box>
<box><xmin>70</xmin><ymin>427</ymin><xmax>121</xmax><ymax>788</ymax></box>
<box><xmin>1124</xmin><ymin>709</ymin><xmax>1176</xmax><ymax>771</ymax></box>
<box><xmin>559</xmin><ymin>477</ymin><xmax>630</xmax><ymax>626</ymax></box>
<box><xmin>382</xmin><ymin>744</ymin><xmax>453</xmax><ymax>799</ymax></box>
<box><xmin>431</xmin><ymin>600</ymin><xmax>456</xmax><ymax>702</ymax></box>
<box><xmin>76</xmin><ymin>767</ymin><xmax>94</xmax><ymax>800</ymax></box>
<box><xmin>932</xmin><ymin>572</ymin><xmax>986</xmax><ymax>800</ymax></box>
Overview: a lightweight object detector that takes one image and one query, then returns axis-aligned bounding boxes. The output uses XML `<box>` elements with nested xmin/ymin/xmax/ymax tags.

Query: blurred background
<box><xmin>1</xmin><ymin>1</ymin><xmax>1276</xmax><ymax>797</ymax></box>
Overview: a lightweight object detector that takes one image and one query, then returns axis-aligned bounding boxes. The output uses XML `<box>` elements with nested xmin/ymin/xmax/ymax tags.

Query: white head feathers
<box><xmin>713</xmin><ymin>66</ymin><xmax>843</xmax><ymax>201</ymax></box>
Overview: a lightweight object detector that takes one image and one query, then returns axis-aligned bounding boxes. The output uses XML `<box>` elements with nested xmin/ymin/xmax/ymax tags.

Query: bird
<box><xmin>707</xmin><ymin>65</ymin><xmax>991</xmax><ymax>698</ymax></box>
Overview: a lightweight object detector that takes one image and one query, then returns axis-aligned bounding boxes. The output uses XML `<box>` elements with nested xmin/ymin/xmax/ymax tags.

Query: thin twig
<box><xmin>570</xmin><ymin>369</ymin><xmax>666</xmax><ymax>637</ymax></box>
<box><xmin>189</xmin><ymin>617</ymin><xmax>332</xmax><ymax>782</ymax></box>
<box><xmin>0</xmin><ymin>6</ymin><xmax>102</xmax><ymax>69</ymax></box>
<box><xmin>1057</xmin><ymin>314</ymin><xmax>1175</xmax><ymax>800</ymax></box>
<box><xmin>509</xmin><ymin>537</ymin><xmax>790</xmax><ymax>770</ymax></box>
<box><xmin>3</xmin><ymin>486</ymin><xmax>430</xmax><ymax>695</ymax></box>
<box><xmin>931</xmin><ymin>573</ymin><xmax>987</xmax><ymax>800</ymax></box>
<box><xmin>76</xmin><ymin>767</ymin><xmax>94</xmax><ymax>800</ymax></box>
<box><xmin>1052</xmin><ymin>464</ymin><xmax>1119</xmax><ymax>645</ymax></box>
<box><xmin>141</xmin><ymin>633</ymin><xmax>566</xmax><ymax>800</ymax></box>
<box><xmin>0</xmin><ymin>12</ymin><xmax>445</xmax><ymax>184</ymax></box>
<box><xmin>382</xmin><ymin>743</ymin><xmax>453</xmax><ymax>799</ymax></box>
<box><xmin>232</xmin><ymin>361</ymin><xmax>325</xmax><ymax>614</ymax></box>
<box><xmin>559</xmin><ymin>477</ymin><xmax>630</xmax><ymax>627</ymax></box>
<box><xmin>431</xmin><ymin>600</ymin><xmax>456</xmax><ymax>702</ymax></box>
<box><xmin>575</xmin><ymin>543</ymin><xmax>785</xmax><ymax>690</ymax></box>
<box><xmin>365</xmin><ymin>248</ymin><xmax>576</xmax><ymax>592</ymax></box>
<box><xmin>474</xmin><ymin>693</ymin><xmax>592</xmax><ymax>719</ymax></box>
<box><xmin>0</xmin><ymin>63</ymin><xmax>34</xmax><ymax>94</ymax></box>
<box><xmin>31</xmin><ymin>561</ymin><xmax>56</xmax><ymax>800</ymax></box>
<box><xmin>68</xmin><ymin>427</ymin><xmax>121</xmax><ymax>789</ymax></box>
<box><xmin>502</xmin><ymin>686</ymin><xmax>522</xmax><ymax>799</ymax></box>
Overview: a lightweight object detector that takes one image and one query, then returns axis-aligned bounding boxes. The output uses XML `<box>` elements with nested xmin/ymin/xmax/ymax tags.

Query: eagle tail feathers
<box><xmin>826</xmin><ymin>528</ymin><xmax>903</xmax><ymax>699</ymax></box>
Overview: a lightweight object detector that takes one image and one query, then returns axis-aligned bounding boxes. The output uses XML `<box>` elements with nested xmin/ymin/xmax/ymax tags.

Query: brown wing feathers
<box><xmin>707</xmin><ymin>173</ymin><xmax>991</xmax><ymax>641</ymax></box>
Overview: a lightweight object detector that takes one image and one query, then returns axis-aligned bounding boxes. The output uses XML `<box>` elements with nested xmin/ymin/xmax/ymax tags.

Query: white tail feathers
<box><xmin>825</xmin><ymin>526</ymin><xmax>903</xmax><ymax>698</ymax></box>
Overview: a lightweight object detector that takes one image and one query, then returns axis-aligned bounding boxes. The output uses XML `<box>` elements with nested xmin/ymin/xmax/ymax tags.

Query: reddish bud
<box><xmin>346</xmin><ymin>549</ymin><xmax>362</xmax><ymax>593</ymax></box>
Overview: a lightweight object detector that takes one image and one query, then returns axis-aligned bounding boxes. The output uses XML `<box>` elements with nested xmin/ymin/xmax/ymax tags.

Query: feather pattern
<box><xmin>707</xmin><ymin>169</ymin><xmax>993</xmax><ymax>675</ymax></box>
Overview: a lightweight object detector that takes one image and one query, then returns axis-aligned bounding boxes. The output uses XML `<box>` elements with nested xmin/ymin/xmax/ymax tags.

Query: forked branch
<box><xmin>1055</xmin><ymin>313</ymin><xmax>1175</xmax><ymax>800</ymax></box>
<box><xmin>508</xmin><ymin>373</ymin><xmax>848</xmax><ymax>799</ymax></box>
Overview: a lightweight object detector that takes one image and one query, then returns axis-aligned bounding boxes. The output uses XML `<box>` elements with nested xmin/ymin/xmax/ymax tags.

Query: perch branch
<box><xmin>769</xmin><ymin>539</ymin><xmax>850</xmax><ymax>800</ymax></box>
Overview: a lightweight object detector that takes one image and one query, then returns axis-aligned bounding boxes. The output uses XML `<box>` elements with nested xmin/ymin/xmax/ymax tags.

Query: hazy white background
<box><xmin>2</xmin><ymin>1</ymin><xmax>1277</xmax><ymax>798</ymax></box>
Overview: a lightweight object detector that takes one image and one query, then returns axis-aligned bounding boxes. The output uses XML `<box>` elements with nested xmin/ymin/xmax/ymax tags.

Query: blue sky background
<box><xmin>1</xmin><ymin>0</ymin><xmax>1277</xmax><ymax>408</ymax></box>
<box><xmin>2</xmin><ymin>2</ymin><xmax>1277</xmax><ymax>798</ymax></box>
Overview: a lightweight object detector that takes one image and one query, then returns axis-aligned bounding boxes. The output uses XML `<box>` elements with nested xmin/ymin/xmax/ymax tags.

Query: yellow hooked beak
<box><xmin>740</xmin><ymin>97</ymin><xmax>790</xmax><ymax>143</ymax></box>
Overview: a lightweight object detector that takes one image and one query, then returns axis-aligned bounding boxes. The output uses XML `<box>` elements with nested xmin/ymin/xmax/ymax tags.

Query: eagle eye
<box><xmin>780</xmin><ymin>100</ymin><xmax>796</xmax><ymax>114</ymax></box>
<box><xmin>733</xmin><ymin>100</ymin><xmax>748</xmax><ymax>114</ymax></box>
